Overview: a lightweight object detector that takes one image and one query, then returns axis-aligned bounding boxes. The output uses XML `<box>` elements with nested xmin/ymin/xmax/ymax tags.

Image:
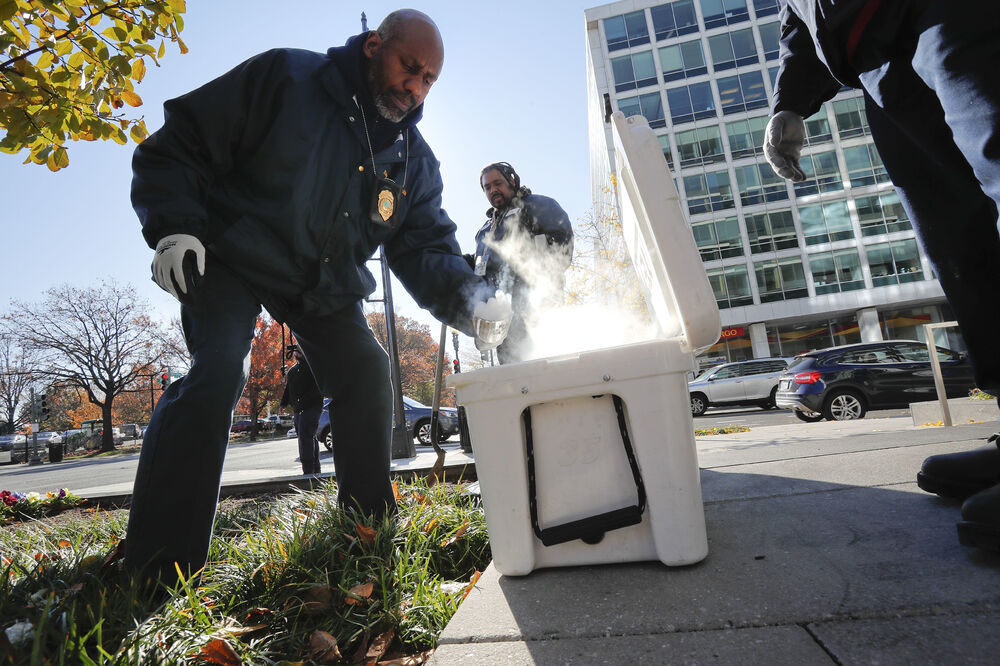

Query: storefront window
<box><xmin>767</xmin><ymin>315</ymin><xmax>860</xmax><ymax>356</ymax></box>
<box><xmin>696</xmin><ymin>326</ymin><xmax>753</xmax><ymax>366</ymax></box>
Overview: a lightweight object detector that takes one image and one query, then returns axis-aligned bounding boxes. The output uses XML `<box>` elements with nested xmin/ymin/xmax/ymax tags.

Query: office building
<box><xmin>584</xmin><ymin>0</ymin><xmax>962</xmax><ymax>367</ymax></box>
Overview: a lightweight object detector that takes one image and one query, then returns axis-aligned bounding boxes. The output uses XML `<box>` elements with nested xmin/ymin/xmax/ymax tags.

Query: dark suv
<box><xmin>688</xmin><ymin>358</ymin><xmax>791</xmax><ymax>416</ymax></box>
<box><xmin>315</xmin><ymin>395</ymin><xmax>458</xmax><ymax>451</ymax></box>
<box><xmin>775</xmin><ymin>340</ymin><xmax>976</xmax><ymax>422</ymax></box>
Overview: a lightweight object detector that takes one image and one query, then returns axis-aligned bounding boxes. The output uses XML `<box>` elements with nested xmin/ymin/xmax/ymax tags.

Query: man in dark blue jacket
<box><xmin>127</xmin><ymin>9</ymin><xmax>494</xmax><ymax>580</ymax></box>
<box><xmin>764</xmin><ymin>1</ymin><xmax>1000</xmax><ymax>551</ymax></box>
<box><xmin>471</xmin><ymin>162</ymin><xmax>574</xmax><ymax>363</ymax></box>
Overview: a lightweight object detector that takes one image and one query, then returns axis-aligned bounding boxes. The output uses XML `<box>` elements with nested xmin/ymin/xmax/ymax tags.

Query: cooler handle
<box><xmin>524</xmin><ymin>395</ymin><xmax>647</xmax><ymax>547</ymax></box>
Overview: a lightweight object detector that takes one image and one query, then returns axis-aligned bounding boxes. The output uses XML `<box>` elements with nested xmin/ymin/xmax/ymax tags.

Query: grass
<box><xmin>694</xmin><ymin>425</ymin><xmax>751</xmax><ymax>436</ymax></box>
<box><xmin>0</xmin><ymin>478</ymin><xmax>490</xmax><ymax>664</ymax></box>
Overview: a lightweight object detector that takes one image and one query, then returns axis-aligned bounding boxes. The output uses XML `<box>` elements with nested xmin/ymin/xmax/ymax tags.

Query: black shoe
<box><xmin>957</xmin><ymin>482</ymin><xmax>1000</xmax><ymax>552</ymax></box>
<box><xmin>917</xmin><ymin>434</ymin><xmax>1000</xmax><ymax>500</ymax></box>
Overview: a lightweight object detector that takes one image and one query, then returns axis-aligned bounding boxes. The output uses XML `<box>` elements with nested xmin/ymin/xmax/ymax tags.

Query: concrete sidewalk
<box><xmin>430</xmin><ymin>417</ymin><xmax>1000</xmax><ymax>664</ymax></box>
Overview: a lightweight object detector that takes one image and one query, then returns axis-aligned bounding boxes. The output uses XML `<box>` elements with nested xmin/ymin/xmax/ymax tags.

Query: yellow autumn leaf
<box><xmin>132</xmin><ymin>57</ymin><xmax>146</xmax><ymax>81</ymax></box>
<box><xmin>120</xmin><ymin>90</ymin><xmax>142</xmax><ymax>107</ymax></box>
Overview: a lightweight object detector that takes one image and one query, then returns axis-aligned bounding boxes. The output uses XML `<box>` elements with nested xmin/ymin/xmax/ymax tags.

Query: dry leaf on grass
<box><xmin>440</xmin><ymin>521</ymin><xmax>469</xmax><ymax>547</ymax></box>
<box><xmin>379</xmin><ymin>650</ymin><xmax>434</xmax><ymax>665</ymax></box>
<box><xmin>366</xmin><ymin>628</ymin><xmax>395</xmax><ymax>661</ymax></box>
<box><xmin>356</xmin><ymin>523</ymin><xmax>377</xmax><ymax>547</ymax></box>
<box><xmin>344</xmin><ymin>581</ymin><xmax>374</xmax><ymax>605</ymax></box>
<box><xmin>197</xmin><ymin>638</ymin><xmax>243</xmax><ymax>665</ymax></box>
<box><xmin>308</xmin><ymin>630</ymin><xmax>342</xmax><ymax>663</ymax></box>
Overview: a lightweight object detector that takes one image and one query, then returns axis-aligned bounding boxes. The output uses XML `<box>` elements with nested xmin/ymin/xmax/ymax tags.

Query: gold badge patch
<box><xmin>378</xmin><ymin>189</ymin><xmax>394</xmax><ymax>223</ymax></box>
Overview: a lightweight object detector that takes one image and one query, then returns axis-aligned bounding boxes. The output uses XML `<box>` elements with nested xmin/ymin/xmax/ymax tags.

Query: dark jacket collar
<box><xmin>324</xmin><ymin>33</ymin><xmax>423</xmax><ymax>149</ymax></box>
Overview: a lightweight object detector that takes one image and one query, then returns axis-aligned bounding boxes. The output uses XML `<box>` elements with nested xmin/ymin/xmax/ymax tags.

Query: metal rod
<box><xmin>924</xmin><ymin>320</ymin><xmax>959</xmax><ymax>427</ymax></box>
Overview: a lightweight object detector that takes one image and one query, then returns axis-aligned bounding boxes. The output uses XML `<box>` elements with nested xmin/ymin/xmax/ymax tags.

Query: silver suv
<box><xmin>688</xmin><ymin>358</ymin><xmax>791</xmax><ymax>416</ymax></box>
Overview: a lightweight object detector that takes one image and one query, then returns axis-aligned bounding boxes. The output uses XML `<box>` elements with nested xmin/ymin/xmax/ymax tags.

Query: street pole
<box><xmin>28</xmin><ymin>387</ymin><xmax>41</xmax><ymax>466</ymax></box>
<box><xmin>379</xmin><ymin>245</ymin><xmax>414</xmax><ymax>459</ymax></box>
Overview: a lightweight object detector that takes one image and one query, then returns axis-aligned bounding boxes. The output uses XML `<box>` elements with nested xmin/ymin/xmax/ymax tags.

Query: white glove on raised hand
<box><xmin>763</xmin><ymin>110</ymin><xmax>807</xmax><ymax>182</ymax></box>
<box><xmin>152</xmin><ymin>234</ymin><xmax>206</xmax><ymax>301</ymax></box>
<box><xmin>472</xmin><ymin>292</ymin><xmax>512</xmax><ymax>351</ymax></box>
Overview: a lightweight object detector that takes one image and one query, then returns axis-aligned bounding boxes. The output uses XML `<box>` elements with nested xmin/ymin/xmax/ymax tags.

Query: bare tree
<box><xmin>4</xmin><ymin>281</ymin><xmax>166</xmax><ymax>451</ymax></box>
<box><xmin>0</xmin><ymin>333</ymin><xmax>38</xmax><ymax>434</ymax></box>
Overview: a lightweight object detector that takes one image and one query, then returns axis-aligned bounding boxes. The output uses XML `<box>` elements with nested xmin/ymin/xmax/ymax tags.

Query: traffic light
<box><xmin>159</xmin><ymin>371</ymin><xmax>170</xmax><ymax>388</ymax></box>
<box><xmin>452</xmin><ymin>358</ymin><xmax>460</xmax><ymax>374</ymax></box>
<box><xmin>39</xmin><ymin>394</ymin><xmax>49</xmax><ymax>421</ymax></box>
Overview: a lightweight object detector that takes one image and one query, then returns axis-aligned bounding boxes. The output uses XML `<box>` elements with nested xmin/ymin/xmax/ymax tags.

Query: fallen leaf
<box><xmin>58</xmin><ymin>539</ymin><xmax>71</xmax><ymax>548</ymax></box>
<box><xmin>392</xmin><ymin>481</ymin><xmax>401</xmax><ymax>500</ymax></box>
<box><xmin>355</xmin><ymin>523</ymin><xmax>377</xmax><ymax>548</ymax></box>
<box><xmin>308</xmin><ymin>630</ymin><xmax>342</xmax><ymax>663</ymax></box>
<box><xmin>367</xmin><ymin>628</ymin><xmax>395</xmax><ymax>661</ymax></box>
<box><xmin>101</xmin><ymin>538</ymin><xmax>126</xmax><ymax>572</ymax></box>
<box><xmin>197</xmin><ymin>638</ymin><xmax>242</xmax><ymax>665</ymax></box>
<box><xmin>344</xmin><ymin>581</ymin><xmax>374</xmax><ymax>605</ymax></box>
<box><xmin>441</xmin><ymin>521</ymin><xmax>469</xmax><ymax>547</ymax></box>
<box><xmin>349</xmin><ymin>629</ymin><xmax>371</xmax><ymax>664</ymax></box>
<box><xmin>222</xmin><ymin>624</ymin><xmax>268</xmax><ymax>637</ymax></box>
<box><xmin>300</xmin><ymin>585</ymin><xmax>333</xmax><ymax>612</ymax></box>
<box><xmin>424</xmin><ymin>518</ymin><xmax>439</xmax><ymax>533</ymax></box>
<box><xmin>462</xmin><ymin>570</ymin><xmax>482</xmax><ymax>601</ymax></box>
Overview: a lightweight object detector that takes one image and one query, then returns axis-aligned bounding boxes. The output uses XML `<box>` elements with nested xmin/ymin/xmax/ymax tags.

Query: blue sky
<box><xmin>1</xmin><ymin>1</ymin><xmax>599</xmax><ymax>338</ymax></box>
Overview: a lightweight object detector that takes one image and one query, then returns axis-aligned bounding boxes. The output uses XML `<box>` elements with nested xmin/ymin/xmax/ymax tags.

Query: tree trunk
<box><xmin>101</xmin><ymin>401</ymin><xmax>115</xmax><ymax>452</ymax></box>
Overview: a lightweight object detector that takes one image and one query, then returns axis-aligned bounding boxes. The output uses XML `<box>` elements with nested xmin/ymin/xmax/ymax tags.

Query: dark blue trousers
<box><xmin>125</xmin><ymin>261</ymin><xmax>395</xmax><ymax>577</ymax></box>
<box><xmin>859</xmin><ymin>1</ymin><xmax>1000</xmax><ymax>394</ymax></box>
<box><xmin>294</xmin><ymin>405</ymin><xmax>323</xmax><ymax>475</ymax></box>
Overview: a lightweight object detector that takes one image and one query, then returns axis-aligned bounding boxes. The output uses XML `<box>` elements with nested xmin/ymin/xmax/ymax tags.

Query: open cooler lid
<box><xmin>611</xmin><ymin>112</ymin><xmax>720</xmax><ymax>351</ymax></box>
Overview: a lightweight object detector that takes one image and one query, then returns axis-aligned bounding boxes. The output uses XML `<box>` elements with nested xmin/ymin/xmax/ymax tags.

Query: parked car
<box><xmin>315</xmin><ymin>396</ymin><xmax>459</xmax><ymax>451</ymax></box>
<box><xmin>0</xmin><ymin>434</ymin><xmax>17</xmax><ymax>452</ymax></box>
<box><xmin>286</xmin><ymin>426</ymin><xmax>297</xmax><ymax>439</ymax></box>
<box><xmin>775</xmin><ymin>340</ymin><xmax>976</xmax><ymax>422</ymax></box>
<box><xmin>266</xmin><ymin>414</ymin><xmax>294</xmax><ymax>428</ymax></box>
<box><xmin>688</xmin><ymin>358</ymin><xmax>791</xmax><ymax>416</ymax></box>
<box><xmin>230</xmin><ymin>420</ymin><xmax>262</xmax><ymax>434</ymax></box>
<box><xmin>10</xmin><ymin>433</ymin><xmax>64</xmax><ymax>462</ymax></box>
<box><xmin>119</xmin><ymin>423</ymin><xmax>141</xmax><ymax>439</ymax></box>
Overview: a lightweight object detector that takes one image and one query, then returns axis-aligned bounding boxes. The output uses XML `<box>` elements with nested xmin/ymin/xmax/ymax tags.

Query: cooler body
<box><xmin>448</xmin><ymin>337</ymin><xmax>707</xmax><ymax>576</ymax></box>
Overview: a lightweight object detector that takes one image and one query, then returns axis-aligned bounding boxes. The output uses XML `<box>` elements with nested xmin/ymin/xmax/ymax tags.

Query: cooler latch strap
<box><xmin>524</xmin><ymin>395</ymin><xmax>647</xmax><ymax>547</ymax></box>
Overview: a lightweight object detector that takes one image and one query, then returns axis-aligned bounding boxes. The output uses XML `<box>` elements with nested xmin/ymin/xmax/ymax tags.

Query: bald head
<box><xmin>363</xmin><ymin>9</ymin><xmax>444</xmax><ymax>122</ymax></box>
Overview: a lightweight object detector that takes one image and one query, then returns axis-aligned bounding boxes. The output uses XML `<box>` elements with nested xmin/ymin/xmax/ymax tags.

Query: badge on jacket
<box><xmin>370</xmin><ymin>177</ymin><xmax>401</xmax><ymax>228</ymax></box>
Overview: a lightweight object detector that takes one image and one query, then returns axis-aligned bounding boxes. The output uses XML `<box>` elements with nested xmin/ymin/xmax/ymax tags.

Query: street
<box><xmin>0</xmin><ymin>409</ymin><xmax>914</xmax><ymax>498</ymax></box>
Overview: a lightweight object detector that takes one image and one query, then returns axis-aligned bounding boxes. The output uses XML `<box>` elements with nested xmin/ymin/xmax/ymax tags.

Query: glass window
<box><xmin>657</xmin><ymin>134</ymin><xmax>674</xmax><ymax>169</ymax></box>
<box><xmin>706</xmin><ymin>263</ymin><xmax>753</xmax><ymax>308</ymax></box>
<box><xmin>692</xmin><ymin>216</ymin><xmax>743</xmax><ymax>261</ymax></box>
<box><xmin>833</xmin><ymin>97</ymin><xmax>870</xmax><ymax>138</ymax></box>
<box><xmin>676</xmin><ymin>125</ymin><xmax>724</xmax><ymax>167</ymax></box>
<box><xmin>754</xmin><ymin>257</ymin><xmax>808</xmax><ymax>302</ymax></box>
<box><xmin>734</xmin><ymin>163</ymin><xmax>788</xmax><ymax>205</ymax></box>
<box><xmin>752</xmin><ymin>0</ymin><xmax>779</xmax><ymax>17</ymax></box>
<box><xmin>701</xmin><ymin>0</ymin><xmax>750</xmax><ymax>29</ymax></box>
<box><xmin>794</xmin><ymin>150</ymin><xmax>842</xmax><ymax>196</ymax></box>
<box><xmin>803</xmin><ymin>107</ymin><xmax>832</xmax><ymax>145</ymax></box>
<box><xmin>708</xmin><ymin>28</ymin><xmax>758</xmax><ymax>71</ymax></box>
<box><xmin>666</xmin><ymin>82</ymin><xmax>716</xmax><ymax>124</ymax></box>
<box><xmin>611</xmin><ymin>51</ymin><xmax>659</xmax><ymax>92</ymax></box>
<box><xmin>658</xmin><ymin>40</ymin><xmax>707</xmax><ymax>81</ymax></box>
<box><xmin>843</xmin><ymin>144</ymin><xmax>889</xmax><ymax>187</ymax></box>
<box><xmin>809</xmin><ymin>248</ymin><xmax>864</xmax><ymax>294</ymax></box>
<box><xmin>605</xmin><ymin>11</ymin><xmax>650</xmax><ymax>52</ymax></box>
<box><xmin>725</xmin><ymin>115</ymin><xmax>768</xmax><ymax>158</ymax></box>
<box><xmin>881</xmin><ymin>306</ymin><xmax>939</xmax><ymax>342</ymax></box>
<box><xmin>745</xmin><ymin>209</ymin><xmax>798</xmax><ymax>253</ymax></box>
<box><xmin>650</xmin><ymin>1</ymin><xmax>699</xmax><ymax>40</ymax></box>
<box><xmin>717</xmin><ymin>71</ymin><xmax>768</xmax><ymax>115</ymax></box>
<box><xmin>856</xmin><ymin>191</ymin><xmax>911</xmax><ymax>236</ymax></box>
<box><xmin>839</xmin><ymin>347</ymin><xmax>896</xmax><ymax>364</ymax></box>
<box><xmin>767</xmin><ymin>64</ymin><xmax>779</xmax><ymax>90</ymax></box>
<box><xmin>758</xmin><ymin>21</ymin><xmax>780</xmax><ymax>60</ymax></box>
<box><xmin>768</xmin><ymin>315</ymin><xmax>860</xmax><ymax>357</ymax></box>
<box><xmin>798</xmin><ymin>200</ymin><xmax>853</xmax><ymax>245</ymax></box>
<box><xmin>866</xmin><ymin>239</ymin><xmax>924</xmax><ymax>286</ymax></box>
<box><xmin>618</xmin><ymin>92</ymin><xmax>666</xmax><ymax>129</ymax></box>
<box><xmin>683</xmin><ymin>169</ymin><xmax>735</xmax><ymax>214</ymax></box>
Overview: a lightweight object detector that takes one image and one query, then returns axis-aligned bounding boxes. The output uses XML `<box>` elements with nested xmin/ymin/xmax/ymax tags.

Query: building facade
<box><xmin>584</xmin><ymin>0</ymin><xmax>963</xmax><ymax>368</ymax></box>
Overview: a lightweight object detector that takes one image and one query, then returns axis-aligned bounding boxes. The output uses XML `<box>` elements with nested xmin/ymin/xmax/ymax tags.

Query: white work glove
<box><xmin>152</xmin><ymin>233</ymin><xmax>206</xmax><ymax>302</ymax></box>
<box><xmin>472</xmin><ymin>292</ymin><xmax>512</xmax><ymax>351</ymax></box>
<box><xmin>763</xmin><ymin>110</ymin><xmax>807</xmax><ymax>182</ymax></box>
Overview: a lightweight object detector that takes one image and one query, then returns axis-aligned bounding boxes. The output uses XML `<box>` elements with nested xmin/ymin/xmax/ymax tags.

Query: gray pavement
<box><xmin>430</xmin><ymin>416</ymin><xmax>1000</xmax><ymax>665</ymax></box>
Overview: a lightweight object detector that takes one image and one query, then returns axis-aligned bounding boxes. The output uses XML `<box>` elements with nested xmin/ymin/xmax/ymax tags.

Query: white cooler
<box><xmin>447</xmin><ymin>113</ymin><xmax>721</xmax><ymax>576</ymax></box>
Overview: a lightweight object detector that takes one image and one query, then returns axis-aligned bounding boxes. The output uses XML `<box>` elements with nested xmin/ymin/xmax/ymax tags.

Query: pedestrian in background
<box><xmin>280</xmin><ymin>345</ymin><xmax>323</xmax><ymax>475</ymax></box>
